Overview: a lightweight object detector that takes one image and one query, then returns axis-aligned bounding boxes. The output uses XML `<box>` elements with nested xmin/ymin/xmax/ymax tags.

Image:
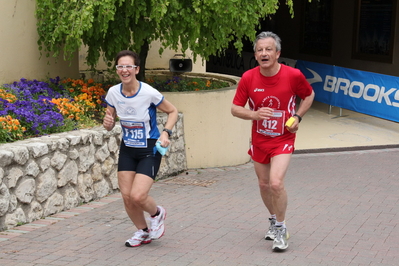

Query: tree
<box><xmin>36</xmin><ymin>0</ymin><xmax>294</xmax><ymax>80</ymax></box>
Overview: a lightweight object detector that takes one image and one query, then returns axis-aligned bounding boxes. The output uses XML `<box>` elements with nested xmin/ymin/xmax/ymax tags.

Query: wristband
<box><xmin>163</xmin><ymin>128</ymin><xmax>172</xmax><ymax>137</ymax></box>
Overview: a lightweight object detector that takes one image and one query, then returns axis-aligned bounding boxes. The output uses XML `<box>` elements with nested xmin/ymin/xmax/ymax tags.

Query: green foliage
<box><xmin>36</xmin><ymin>0</ymin><xmax>294</xmax><ymax>68</ymax></box>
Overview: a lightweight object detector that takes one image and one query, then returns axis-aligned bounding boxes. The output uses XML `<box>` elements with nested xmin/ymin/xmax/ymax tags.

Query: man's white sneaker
<box><xmin>149</xmin><ymin>206</ymin><xmax>166</xmax><ymax>239</ymax></box>
<box><xmin>125</xmin><ymin>229</ymin><xmax>152</xmax><ymax>247</ymax></box>
<box><xmin>272</xmin><ymin>226</ymin><xmax>289</xmax><ymax>251</ymax></box>
<box><xmin>265</xmin><ymin>218</ymin><xmax>276</xmax><ymax>240</ymax></box>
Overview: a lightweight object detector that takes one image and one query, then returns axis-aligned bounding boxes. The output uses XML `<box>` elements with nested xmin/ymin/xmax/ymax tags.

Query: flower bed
<box><xmin>0</xmin><ymin>77</ymin><xmax>108</xmax><ymax>143</ymax></box>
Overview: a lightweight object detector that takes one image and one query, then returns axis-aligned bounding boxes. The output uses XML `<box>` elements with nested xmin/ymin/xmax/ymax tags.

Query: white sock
<box><xmin>276</xmin><ymin>220</ymin><xmax>286</xmax><ymax>228</ymax></box>
<box><xmin>271</xmin><ymin>214</ymin><xmax>277</xmax><ymax>220</ymax></box>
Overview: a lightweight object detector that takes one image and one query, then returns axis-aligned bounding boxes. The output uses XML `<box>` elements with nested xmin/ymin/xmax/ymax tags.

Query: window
<box><xmin>300</xmin><ymin>0</ymin><xmax>333</xmax><ymax>56</ymax></box>
<box><xmin>352</xmin><ymin>0</ymin><xmax>397</xmax><ymax>63</ymax></box>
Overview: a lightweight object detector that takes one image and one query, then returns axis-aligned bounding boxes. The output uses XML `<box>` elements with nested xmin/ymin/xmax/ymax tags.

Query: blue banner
<box><xmin>296</xmin><ymin>60</ymin><xmax>399</xmax><ymax>122</ymax></box>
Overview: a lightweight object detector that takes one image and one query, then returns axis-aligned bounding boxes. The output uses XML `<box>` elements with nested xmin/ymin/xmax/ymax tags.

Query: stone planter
<box><xmin>147</xmin><ymin>71</ymin><xmax>251</xmax><ymax>169</ymax></box>
<box><xmin>0</xmin><ymin>113</ymin><xmax>186</xmax><ymax>231</ymax></box>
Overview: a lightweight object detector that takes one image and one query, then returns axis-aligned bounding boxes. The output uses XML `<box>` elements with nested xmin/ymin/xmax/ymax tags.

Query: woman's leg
<box><xmin>118</xmin><ymin>171</ymin><xmax>157</xmax><ymax>229</ymax></box>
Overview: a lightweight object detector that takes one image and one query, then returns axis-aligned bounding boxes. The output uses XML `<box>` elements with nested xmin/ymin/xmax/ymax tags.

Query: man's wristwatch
<box><xmin>293</xmin><ymin>114</ymin><xmax>302</xmax><ymax>123</ymax></box>
<box><xmin>163</xmin><ymin>128</ymin><xmax>172</xmax><ymax>137</ymax></box>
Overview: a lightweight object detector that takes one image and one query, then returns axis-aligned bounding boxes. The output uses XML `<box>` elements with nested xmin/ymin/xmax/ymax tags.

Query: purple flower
<box><xmin>1</xmin><ymin>77</ymin><xmax>69</xmax><ymax>137</ymax></box>
<box><xmin>3</xmin><ymin>99</ymin><xmax>64</xmax><ymax>135</ymax></box>
<box><xmin>3</xmin><ymin>77</ymin><xmax>68</xmax><ymax>101</ymax></box>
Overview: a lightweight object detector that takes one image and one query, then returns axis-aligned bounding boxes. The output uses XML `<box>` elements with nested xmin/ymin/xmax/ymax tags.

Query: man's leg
<box><xmin>254</xmin><ymin>161</ymin><xmax>278</xmax><ymax>240</ymax></box>
<box><xmin>254</xmin><ymin>161</ymin><xmax>274</xmax><ymax>215</ymax></box>
<box><xmin>269</xmin><ymin>153</ymin><xmax>291</xmax><ymax>223</ymax></box>
<box><xmin>269</xmin><ymin>153</ymin><xmax>292</xmax><ymax>251</ymax></box>
<box><xmin>254</xmin><ymin>153</ymin><xmax>291</xmax><ymax>216</ymax></box>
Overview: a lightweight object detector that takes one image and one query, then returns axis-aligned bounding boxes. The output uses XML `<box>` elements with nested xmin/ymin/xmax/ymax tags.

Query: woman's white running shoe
<box><xmin>125</xmin><ymin>229</ymin><xmax>152</xmax><ymax>247</ymax></box>
<box><xmin>149</xmin><ymin>206</ymin><xmax>166</xmax><ymax>240</ymax></box>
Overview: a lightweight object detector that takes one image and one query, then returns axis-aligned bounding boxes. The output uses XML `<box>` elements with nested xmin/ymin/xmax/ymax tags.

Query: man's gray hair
<box><xmin>253</xmin><ymin>31</ymin><xmax>282</xmax><ymax>52</ymax></box>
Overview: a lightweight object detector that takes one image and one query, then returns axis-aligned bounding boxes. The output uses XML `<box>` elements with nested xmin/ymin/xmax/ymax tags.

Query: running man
<box><xmin>231</xmin><ymin>31</ymin><xmax>314</xmax><ymax>251</ymax></box>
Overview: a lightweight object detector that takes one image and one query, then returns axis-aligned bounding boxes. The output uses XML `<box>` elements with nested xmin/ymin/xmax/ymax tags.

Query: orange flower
<box><xmin>0</xmin><ymin>89</ymin><xmax>17</xmax><ymax>103</ymax></box>
<box><xmin>0</xmin><ymin>115</ymin><xmax>25</xmax><ymax>140</ymax></box>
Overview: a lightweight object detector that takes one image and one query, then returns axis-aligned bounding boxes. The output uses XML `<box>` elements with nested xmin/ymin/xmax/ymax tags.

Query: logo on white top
<box><xmin>126</xmin><ymin>107</ymin><xmax>137</xmax><ymax>115</ymax></box>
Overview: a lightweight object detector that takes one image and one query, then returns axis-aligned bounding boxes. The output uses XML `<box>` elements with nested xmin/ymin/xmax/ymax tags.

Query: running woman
<box><xmin>103</xmin><ymin>50</ymin><xmax>178</xmax><ymax>247</ymax></box>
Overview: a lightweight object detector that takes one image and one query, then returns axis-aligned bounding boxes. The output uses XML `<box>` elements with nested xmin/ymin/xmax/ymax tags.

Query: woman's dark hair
<box><xmin>114</xmin><ymin>50</ymin><xmax>141</xmax><ymax>67</ymax></box>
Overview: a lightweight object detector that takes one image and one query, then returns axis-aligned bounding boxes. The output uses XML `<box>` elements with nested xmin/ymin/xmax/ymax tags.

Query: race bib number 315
<box><xmin>256</xmin><ymin>110</ymin><xmax>285</xmax><ymax>137</ymax></box>
<box><xmin>120</xmin><ymin>120</ymin><xmax>147</xmax><ymax>147</ymax></box>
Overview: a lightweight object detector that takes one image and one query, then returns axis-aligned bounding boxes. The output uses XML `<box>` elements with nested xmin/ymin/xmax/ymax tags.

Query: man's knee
<box><xmin>269</xmin><ymin>180</ymin><xmax>284</xmax><ymax>195</ymax></box>
<box><xmin>258</xmin><ymin>179</ymin><xmax>271</xmax><ymax>191</ymax></box>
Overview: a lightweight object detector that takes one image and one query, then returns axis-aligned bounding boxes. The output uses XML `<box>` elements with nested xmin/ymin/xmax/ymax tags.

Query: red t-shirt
<box><xmin>233</xmin><ymin>64</ymin><xmax>313</xmax><ymax>147</ymax></box>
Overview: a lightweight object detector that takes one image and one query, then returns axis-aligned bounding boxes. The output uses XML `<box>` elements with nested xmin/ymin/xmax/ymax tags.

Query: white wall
<box><xmin>0</xmin><ymin>0</ymin><xmax>79</xmax><ymax>85</ymax></box>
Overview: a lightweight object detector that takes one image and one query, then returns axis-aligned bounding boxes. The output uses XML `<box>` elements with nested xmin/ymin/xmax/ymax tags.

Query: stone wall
<box><xmin>0</xmin><ymin>113</ymin><xmax>186</xmax><ymax>231</ymax></box>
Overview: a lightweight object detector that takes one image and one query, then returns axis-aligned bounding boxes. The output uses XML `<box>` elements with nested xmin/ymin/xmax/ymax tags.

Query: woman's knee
<box><xmin>127</xmin><ymin>191</ymin><xmax>148</xmax><ymax>206</ymax></box>
<box><xmin>120</xmin><ymin>192</ymin><xmax>141</xmax><ymax>207</ymax></box>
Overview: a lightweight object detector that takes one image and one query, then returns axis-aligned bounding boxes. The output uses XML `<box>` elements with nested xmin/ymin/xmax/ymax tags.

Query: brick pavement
<box><xmin>0</xmin><ymin>148</ymin><xmax>398</xmax><ymax>265</ymax></box>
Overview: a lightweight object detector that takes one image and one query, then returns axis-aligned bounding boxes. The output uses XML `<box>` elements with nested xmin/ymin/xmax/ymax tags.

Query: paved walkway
<box><xmin>295</xmin><ymin>101</ymin><xmax>399</xmax><ymax>151</ymax></box>
<box><xmin>1</xmin><ymin>103</ymin><xmax>399</xmax><ymax>265</ymax></box>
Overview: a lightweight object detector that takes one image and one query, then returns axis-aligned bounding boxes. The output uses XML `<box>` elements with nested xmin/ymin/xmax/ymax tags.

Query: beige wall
<box><xmin>0</xmin><ymin>0</ymin><xmax>79</xmax><ymax>85</ymax></box>
<box><xmin>79</xmin><ymin>40</ymin><xmax>206</xmax><ymax>73</ymax></box>
<box><xmin>161</xmin><ymin>74</ymin><xmax>251</xmax><ymax>168</ymax></box>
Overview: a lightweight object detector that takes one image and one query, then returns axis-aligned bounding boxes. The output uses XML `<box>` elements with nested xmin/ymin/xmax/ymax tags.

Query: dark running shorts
<box><xmin>118</xmin><ymin>139</ymin><xmax>162</xmax><ymax>180</ymax></box>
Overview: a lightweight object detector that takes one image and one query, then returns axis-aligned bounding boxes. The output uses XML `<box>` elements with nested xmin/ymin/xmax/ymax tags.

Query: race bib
<box><xmin>120</xmin><ymin>120</ymin><xmax>147</xmax><ymax>148</ymax></box>
<box><xmin>256</xmin><ymin>110</ymin><xmax>286</xmax><ymax>137</ymax></box>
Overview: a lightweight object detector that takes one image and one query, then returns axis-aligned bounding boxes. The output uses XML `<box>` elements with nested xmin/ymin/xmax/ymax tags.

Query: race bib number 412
<box><xmin>120</xmin><ymin>120</ymin><xmax>147</xmax><ymax>148</ymax></box>
<box><xmin>256</xmin><ymin>110</ymin><xmax>285</xmax><ymax>137</ymax></box>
